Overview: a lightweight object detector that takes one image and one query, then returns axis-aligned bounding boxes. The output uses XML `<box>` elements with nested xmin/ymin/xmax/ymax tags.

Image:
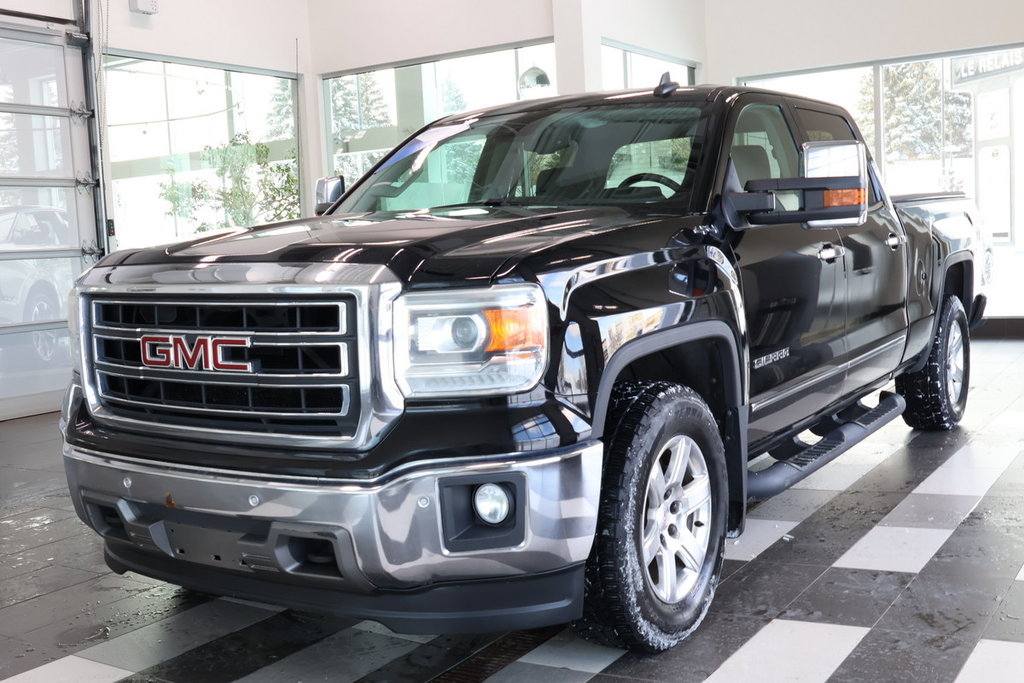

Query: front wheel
<box><xmin>574</xmin><ymin>382</ymin><xmax>727</xmax><ymax>652</ymax></box>
<box><xmin>896</xmin><ymin>295</ymin><xmax>970</xmax><ymax>430</ymax></box>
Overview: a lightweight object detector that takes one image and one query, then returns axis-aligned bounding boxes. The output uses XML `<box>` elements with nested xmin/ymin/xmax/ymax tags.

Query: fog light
<box><xmin>473</xmin><ymin>483</ymin><xmax>511</xmax><ymax>525</ymax></box>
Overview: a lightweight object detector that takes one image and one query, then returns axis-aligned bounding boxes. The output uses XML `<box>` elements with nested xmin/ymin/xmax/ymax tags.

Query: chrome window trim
<box><xmin>74</xmin><ymin>262</ymin><xmax>404</xmax><ymax>451</ymax></box>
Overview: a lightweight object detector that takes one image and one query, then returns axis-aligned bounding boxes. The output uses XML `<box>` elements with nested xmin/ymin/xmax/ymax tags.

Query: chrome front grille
<box><xmin>88</xmin><ymin>297</ymin><xmax>360</xmax><ymax>438</ymax></box>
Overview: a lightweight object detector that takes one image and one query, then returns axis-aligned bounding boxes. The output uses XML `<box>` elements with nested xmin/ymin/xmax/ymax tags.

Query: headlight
<box><xmin>393</xmin><ymin>284</ymin><xmax>548</xmax><ymax>398</ymax></box>
<box><xmin>67</xmin><ymin>286</ymin><xmax>83</xmax><ymax>374</ymax></box>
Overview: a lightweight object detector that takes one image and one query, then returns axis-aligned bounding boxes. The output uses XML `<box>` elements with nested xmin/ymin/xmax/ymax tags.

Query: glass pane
<box><xmin>746</xmin><ymin>67</ymin><xmax>875</xmax><ymax>149</ymax></box>
<box><xmin>104</xmin><ymin>56</ymin><xmax>300</xmax><ymax>246</ymax></box>
<box><xmin>0</xmin><ymin>327</ymin><xmax>70</xmax><ymax>401</ymax></box>
<box><xmin>0</xmin><ymin>256</ymin><xmax>79</xmax><ymax>325</ymax></box>
<box><xmin>435</xmin><ymin>50</ymin><xmax>517</xmax><ymax>115</ymax></box>
<box><xmin>326</xmin><ymin>44</ymin><xmax>558</xmax><ymax>180</ymax></box>
<box><xmin>0</xmin><ymin>37</ymin><xmax>67</xmax><ymax>107</ymax></box>
<box><xmin>601</xmin><ymin>46</ymin><xmax>626</xmax><ymax>90</ymax></box>
<box><xmin>516</xmin><ymin>43</ymin><xmax>557</xmax><ymax>100</ymax></box>
<box><xmin>0</xmin><ymin>113</ymin><xmax>72</xmax><ymax>178</ymax></box>
<box><xmin>628</xmin><ymin>52</ymin><xmax>687</xmax><ymax>90</ymax></box>
<box><xmin>0</xmin><ymin>187</ymin><xmax>79</xmax><ymax>249</ymax></box>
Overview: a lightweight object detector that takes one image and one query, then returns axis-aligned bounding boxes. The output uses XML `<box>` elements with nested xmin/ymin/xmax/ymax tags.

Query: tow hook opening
<box><xmin>86</xmin><ymin>502</ymin><xmax>129</xmax><ymax>541</ymax></box>
<box><xmin>283</xmin><ymin>535</ymin><xmax>343</xmax><ymax>579</ymax></box>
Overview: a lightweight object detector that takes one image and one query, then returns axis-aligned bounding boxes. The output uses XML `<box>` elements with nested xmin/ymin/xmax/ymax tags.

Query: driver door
<box><xmin>725</xmin><ymin>99</ymin><xmax>847</xmax><ymax>446</ymax></box>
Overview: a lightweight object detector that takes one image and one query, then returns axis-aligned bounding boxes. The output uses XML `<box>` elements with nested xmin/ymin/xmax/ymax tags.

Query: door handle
<box><xmin>817</xmin><ymin>243</ymin><xmax>845</xmax><ymax>263</ymax></box>
<box><xmin>885</xmin><ymin>233</ymin><xmax>906</xmax><ymax>250</ymax></box>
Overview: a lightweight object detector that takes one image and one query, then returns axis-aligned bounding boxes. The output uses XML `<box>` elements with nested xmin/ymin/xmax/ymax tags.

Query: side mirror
<box><xmin>314</xmin><ymin>175</ymin><xmax>345</xmax><ymax>215</ymax></box>
<box><xmin>727</xmin><ymin>140</ymin><xmax>868</xmax><ymax>229</ymax></box>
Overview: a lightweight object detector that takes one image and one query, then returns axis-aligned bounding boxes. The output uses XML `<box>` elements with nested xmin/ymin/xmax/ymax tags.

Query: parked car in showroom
<box><xmin>0</xmin><ymin>205</ymin><xmax>73</xmax><ymax>362</ymax></box>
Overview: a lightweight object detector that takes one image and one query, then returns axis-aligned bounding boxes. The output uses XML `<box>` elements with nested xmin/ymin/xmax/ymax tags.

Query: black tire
<box><xmin>573</xmin><ymin>381</ymin><xmax>727</xmax><ymax>652</ymax></box>
<box><xmin>896</xmin><ymin>295</ymin><xmax>970</xmax><ymax>430</ymax></box>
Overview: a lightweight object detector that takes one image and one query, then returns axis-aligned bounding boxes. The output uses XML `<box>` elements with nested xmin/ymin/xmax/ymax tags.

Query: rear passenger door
<box><xmin>726</xmin><ymin>97</ymin><xmax>847</xmax><ymax>447</ymax></box>
<box><xmin>792</xmin><ymin>106</ymin><xmax>909</xmax><ymax>394</ymax></box>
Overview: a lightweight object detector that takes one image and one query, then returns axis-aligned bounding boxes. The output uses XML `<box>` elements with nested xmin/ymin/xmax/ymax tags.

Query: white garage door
<box><xmin>0</xmin><ymin>7</ymin><xmax>102</xmax><ymax>419</ymax></box>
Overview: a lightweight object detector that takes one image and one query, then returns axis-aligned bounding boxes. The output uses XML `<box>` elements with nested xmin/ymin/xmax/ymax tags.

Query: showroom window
<box><xmin>747</xmin><ymin>47</ymin><xmax>1024</xmax><ymax>318</ymax></box>
<box><xmin>104</xmin><ymin>55</ymin><xmax>300</xmax><ymax>249</ymax></box>
<box><xmin>324</xmin><ymin>43</ymin><xmax>556</xmax><ymax>182</ymax></box>
<box><xmin>601</xmin><ymin>45</ymin><xmax>695</xmax><ymax>91</ymax></box>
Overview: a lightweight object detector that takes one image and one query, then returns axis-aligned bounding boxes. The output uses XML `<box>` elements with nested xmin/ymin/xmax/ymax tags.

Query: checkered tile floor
<box><xmin>3</xmin><ymin>339</ymin><xmax>1024</xmax><ymax>682</ymax></box>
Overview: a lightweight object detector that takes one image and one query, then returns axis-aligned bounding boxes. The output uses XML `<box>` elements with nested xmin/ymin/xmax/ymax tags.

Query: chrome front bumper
<box><xmin>63</xmin><ymin>440</ymin><xmax>603</xmax><ymax>591</ymax></box>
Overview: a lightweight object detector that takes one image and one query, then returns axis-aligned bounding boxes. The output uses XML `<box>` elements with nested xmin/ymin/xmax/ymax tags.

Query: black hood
<box><xmin>101</xmin><ymin>206</ymin><xmax>662</xmax><ymax>284</ymax></box>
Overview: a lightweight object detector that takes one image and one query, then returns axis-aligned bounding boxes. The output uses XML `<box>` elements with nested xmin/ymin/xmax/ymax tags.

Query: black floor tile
<box><xmin>0</xmin><ymin>553</ymin><xmax>47</xmax><ymax>583</ymax></box>
<box><xmin>756</xmin><ymin>491</ymin><xmax>906</xmax><ymax>566</ymax></box>
<box><xmin>0</xmin><ymin>514</ymin><xmax>89</xmax><ymax>555</ymax></box>
<box><xmin>0</xmin><ymin>633</ymin><xmax>63</xmax><ymax>680</ymax></box>
<box><xmin>719</xmin><ymin>558</ymin><xmax>746</xmax><ymax>582</ymax></box>
<box><xmin>14</xmin><ymin>529</ymin><xmax>108</xmax><ymax>574</ymax></box>
<box><xmin>602</xmin><ymin>611</ymin><xmax>769</xmax><ymax>682</ymax></box>
<box><xmin>708</xmin><ymin>561</ymin><xmax>826</xmax><ymax>619</ymax></box>
<box><xmin>355</xmin><ymin>632</ymin><xmax>504</xmax><ymax>683</ymax></box>
<box><xmin>0</xmin><ymin>562</ymin><xmax>98</xmax><ymax>608</ymax></box>
<box><xmin>118</xmin><ymin>611</ymin><xmax>357</xmax><ymax>683</ymax></box>
<box><xmin>781</xmin><ymin>567</ymin><xmax>915</xmax><ymax>628</ymax></box>
<box><xmin>983</xmin><ymin>580</ymin><xmax>1024</xmax><ymax>642</ymax></box>
<box><xmin>828</xmin><ymin>629</ymin><xmax>974</xmax><ymax>683</ymax></box>
<box><xmin>873</xmin><ymin>571</ymin><xmax>1011</xmax><ymax>640</ymax></box>
<box><xmin>0</xmin><ymin>572</ymin><xmax>160</xmax><ymax>638</ymax></box>
<box><xmin>923</xmin><ymin>514</ymin><xmax>1024</xmax><ymax>583</ymax></box>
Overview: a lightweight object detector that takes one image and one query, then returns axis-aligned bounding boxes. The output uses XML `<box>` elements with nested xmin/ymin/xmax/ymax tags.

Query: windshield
<box><xmin>336</xmin><ymin>102</ymin><xmax>708</xmax><ymax>214</ymax></box>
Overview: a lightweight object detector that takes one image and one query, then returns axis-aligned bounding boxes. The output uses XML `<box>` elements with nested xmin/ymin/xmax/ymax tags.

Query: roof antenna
<box><xmin>653</xmin><ymin>72</ymin><xmax>679</xmax><ymax>98</ymax></box>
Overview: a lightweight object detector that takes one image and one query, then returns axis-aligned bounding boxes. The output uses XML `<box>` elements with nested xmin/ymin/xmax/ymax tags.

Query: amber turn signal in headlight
<box><xmin>393</xmin><ymin>284</ymin><xmax>548</xmax><ymax>398</ymax></box>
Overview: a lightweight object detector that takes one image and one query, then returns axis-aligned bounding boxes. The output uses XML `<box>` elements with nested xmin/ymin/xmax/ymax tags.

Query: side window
<box><xmin>796</xmin><ymin>108</ymin><xmax>856</xmax><ymax>142</ymax></box>
<box><xmin>731</xmin><ymin>103</ymin><xmax>799</xmax><ymax>185</ymax></box>
<box><xmin>797</xmin><ymin>107</ymin><xmax>881</xmax><ymax>203</ymax></box>
<box><xmin>731</xmin><ymin>103</ymin><xmax>799</xmax><ymax>208</ymax></box>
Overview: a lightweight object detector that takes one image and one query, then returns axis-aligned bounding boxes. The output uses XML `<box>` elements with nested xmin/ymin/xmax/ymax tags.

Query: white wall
<box><xmin>705</xmin><ymin>0</ymin><xmax>1024</xmax><ymax>83</ymax></box>
<box><xmin>599</xmin><ymin>0</ymin><xmax>704</xmax><ymax>70</ymax></box>
<box><xmin>552</xmin><ymin>0</ymin><xmax>705</xmax><ymax>94</ymax></box>
<box><xmin>307</xmin><ymin>0</ymin><xmax>554</xmax><ymax>75</ymax></box>
<box><xmin>2</xmin><ymin>0</ymin><xmax>74</xmax><ymax>20</ymax></box>
<box><xmin>100</xmin><ymin>0</ymin><xmax>310</xmax><ymax>73</ymax></box>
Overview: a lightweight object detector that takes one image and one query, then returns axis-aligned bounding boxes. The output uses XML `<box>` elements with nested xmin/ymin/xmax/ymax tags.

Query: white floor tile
<box><xmin>913</xmin><ymin>464</ymin><xmax>1008</xmax><ymax>497</ymax></box>
<box><xmin>1016</xmin><ymin>563</ymin><xmax>1024</xmax><ymax>581</ymax></box>
<box><xmin>2</xmin><ymin>656</ymin><xmax>132</xmax><ymax>683</ymax></box>
<box><xmin>834</xmin><ymin>526</ymin><xmax>954</xmax><ymax>574</ymax></box>
<box><xmin>706</xmin><ymin>619</ymin><xmax>868</xmax><ymax>682</ymax></box>
<box><xmin>747</xmin><ymin>488</ymin><xmax>838</xmax><ymax>523</ymax></box>
<box><xmin>725</xmin><ymin>519</ymin><xmax>799</xmax><ymax>561</ymax></box>
<box><xmin>878</xmin><ymin>493</ymin><xmax>981</xmax><ymax>529</ymax></box>
<box><xmin>955</xmin><ymin>639</ymin><xmax>1024</xmax><ymax>682</ymax></box>
<box><xmin>517</xmin><ymin>628</ymin><xmax>624</xmax><ymax>673</ymax></box>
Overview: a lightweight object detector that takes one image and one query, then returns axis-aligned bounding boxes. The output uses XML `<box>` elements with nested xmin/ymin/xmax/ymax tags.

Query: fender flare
<box><xmin>909</xmin><ymin>249</ymin><xmax>974</xmax><ymax>374</ymax></box>
<box><xmin>590</xmin><ymin>319</ymin><xmax>749</xmax><ymax>532</ymax></box>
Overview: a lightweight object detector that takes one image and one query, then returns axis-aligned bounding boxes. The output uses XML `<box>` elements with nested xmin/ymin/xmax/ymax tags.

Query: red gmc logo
<box><xmin>140</xmin><ymin>335</ymin><xmax>253</xmax><ymax>372</ymax></box>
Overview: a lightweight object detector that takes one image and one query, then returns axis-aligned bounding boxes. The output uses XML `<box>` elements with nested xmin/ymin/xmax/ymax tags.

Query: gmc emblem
<box><xmin>140</xmin><ymin>335</ymin><xmax>253</xmax><ymax>372</ymax></box>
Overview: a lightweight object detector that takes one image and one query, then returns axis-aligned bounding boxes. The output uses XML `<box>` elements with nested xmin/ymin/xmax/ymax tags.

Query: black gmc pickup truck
<box><xmin>62</xmin><ymin>82</ymin><xmax>987</xmax><ymax>652</ymax></box>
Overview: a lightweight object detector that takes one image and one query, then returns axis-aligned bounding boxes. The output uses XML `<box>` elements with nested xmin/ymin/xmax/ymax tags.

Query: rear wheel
<box><xmin>574</xmin><ymin>381</ymin><xmax>727</xmax><ymax>652</ymax></box>
<box><xmin>896</xmin><ymin>295</ymin><xmax>970</xmax><ymax>430</ymax></box>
